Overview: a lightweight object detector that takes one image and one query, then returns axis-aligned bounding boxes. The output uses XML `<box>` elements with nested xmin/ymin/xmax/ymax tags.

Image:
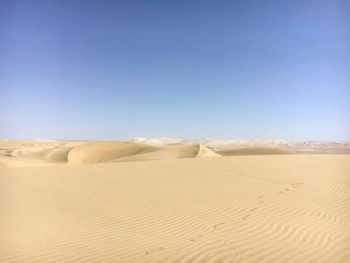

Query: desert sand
<box><xmin>1</xmin><ymin>140</ymin><xmax>350</xmax><ymax>262</ymax></box>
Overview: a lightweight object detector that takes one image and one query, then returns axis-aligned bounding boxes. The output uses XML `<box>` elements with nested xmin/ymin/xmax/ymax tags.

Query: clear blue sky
<box><xmin>1</xmin><ymin>0</ymin><xmax>349</xmax><ymax>140</ymax></box>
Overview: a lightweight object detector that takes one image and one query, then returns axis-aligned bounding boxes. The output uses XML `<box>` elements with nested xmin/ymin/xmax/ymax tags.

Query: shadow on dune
<box><xmin>216</xmin><ymin>147</ymin><xmax>294</xmax><ymax>156</ymax></box>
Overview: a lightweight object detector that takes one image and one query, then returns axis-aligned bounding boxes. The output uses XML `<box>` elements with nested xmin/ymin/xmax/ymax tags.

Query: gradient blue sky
<box><xmin>1</xmin><ymin>0</ymin><xmax>349</xmax><ymax>140</ymax></box>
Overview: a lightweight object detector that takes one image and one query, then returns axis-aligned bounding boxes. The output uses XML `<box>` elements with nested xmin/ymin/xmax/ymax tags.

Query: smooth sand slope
<box><xmin>217</xmin><ymin>147</ymin><xmax>293</xmax><ymax>156</ymax></box>
<box><xmin>67</xmin><ymin>141</ymin><xmax>158</xmax><ymax>164</ymax></box>
<box><xmin>1</xmin><ymin>141</ymin><xmax>350</xmax><ymax>262</ymax></box>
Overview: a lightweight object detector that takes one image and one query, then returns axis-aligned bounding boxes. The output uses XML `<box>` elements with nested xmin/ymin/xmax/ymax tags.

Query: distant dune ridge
<box><xmin>0</xmin><ymin>141</ymin><xmax>82</xmax><ymax>167</ymax></box>
<box><xmin>0</xmin><ymin>140</ymin><xmax>349</xmax><ymax>262</ymax></box>
<box><xmin>67</xmin><ymin>141</ymin><xmax>157</xmax><ymax>164</ymax></box>
<box><xmin>68</xmin><ymin>142</ymin><xmax>220</xmax><ymax>164</ymax></box>
<box><xmin>0</xmin><ymin>138</ymin><xmax>349</xmax><ymax>167</ymax></box>
<box><xmin>0</xmin><ymin>140</ymin><xmax>224</xmax><ymax>166</ymax></box>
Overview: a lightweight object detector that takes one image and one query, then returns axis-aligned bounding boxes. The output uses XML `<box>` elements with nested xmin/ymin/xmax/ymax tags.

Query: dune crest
<box><xmin>196</xmin><ymin>144</ymin><xmax>221</xmax><ymax>157</ymax></box>
<box><xmin>118</xmin><ymin>144</ymin><xmax>220</xmax><ymax>162</ymax></box>
<box><xmin>67</xmin><ymin>142</ymin><xmax>157</xmax><ymax>164</ymax></box>
<box><xmin>1</xmin><ymin>141</ymin><xmax>221</xmax><ymax>166</ymax></box>
<box><xmin>2</xmin><ymin>140</ymin><xmax>349</xmax><ymax>167</ymax></box>
<box><xmin>66</xmin><ymin>143</ymin><xmax>221</xmax><ymax>164</ymax></box>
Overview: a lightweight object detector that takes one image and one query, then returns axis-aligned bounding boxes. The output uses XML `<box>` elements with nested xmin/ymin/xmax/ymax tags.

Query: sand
<box><xmin>1</xmin><ymin>141</ymin><xmax>349</xmax><ymax>262</ymax></box>
<box><xmin>217</xmin><ymin>147</ymin><xmax>293</xmax><ymax>156</ymax></box>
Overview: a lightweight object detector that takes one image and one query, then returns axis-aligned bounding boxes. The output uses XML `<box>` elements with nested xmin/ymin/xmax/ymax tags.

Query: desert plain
<box><xmin>0</xmin><ymin>140</ymin><xmax>349</xmax><ymax>262</ymax></box>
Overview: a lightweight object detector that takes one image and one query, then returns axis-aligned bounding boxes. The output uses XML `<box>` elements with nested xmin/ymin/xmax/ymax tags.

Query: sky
<box><xmin>0</xmin><ymin>0</ymin><xmax>349</xmax><ymax>141</ymax></box>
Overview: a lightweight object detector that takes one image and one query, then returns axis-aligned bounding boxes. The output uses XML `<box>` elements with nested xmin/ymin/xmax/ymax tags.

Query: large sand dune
<box><xmin>67</xmin><ymin>141</ymin><xmax>158</xmax><ymax>164</ymax></box>
<box><xmin>119</xmin><ymin>144</ymin><xmax>220</xmax><ymax>162</ymax></box>
<box><xmin>1</xmin><ymin>141</ymin><xmax>349</xmax><ymax>262</ymax></box>
<box><xmin>0</xmin><ymin>141</ymin><xmax>221</xmax><ymax>166</ymax></box>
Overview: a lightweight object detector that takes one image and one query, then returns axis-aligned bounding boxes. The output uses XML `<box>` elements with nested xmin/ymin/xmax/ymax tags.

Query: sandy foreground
<box><xmin>1</xmin><ymin>141</ymin><xmax>350</xmax><ymax>262</ymax></box>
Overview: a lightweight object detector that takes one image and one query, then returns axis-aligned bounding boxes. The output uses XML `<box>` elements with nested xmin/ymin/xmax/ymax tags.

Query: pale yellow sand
<box><xmin>217</xmin><ymin>147</ymin><xmax>294</xmax><ymax>156</ymax></box>
<box><xmin>0</xmin><ymin>141</ymin><xmax>349</xmax><ymax>262</ymax></box>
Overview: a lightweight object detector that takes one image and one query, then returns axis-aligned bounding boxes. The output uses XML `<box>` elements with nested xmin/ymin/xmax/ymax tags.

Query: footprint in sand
<box><xmin>210</xmin><ymin>222</ymin><xmax>225</xmax><ymax>231</ymax></box>
<box><xmin>241</xmin><ymin>214</ymin><xmax>250</xmax><ymax>220</ymax></box>
<box><xmin>190</xmin><ymin>234</ymin><xmax>203</xmax><ymax>242</ymax></box>
<box><xmin>144</xmin><ymin>246</ymin><xmax>164</xmax><ymax>255</ymax></box>
<box><xmin>190</xmin><ymin>223</ymin><xmax>226</xmax><ymax>242</ymax></box>
<box><xmin>289</xmin><ymin>182</ymin><xmax>304</xmax><ymax>188</ymax></box>
<box><xmin>241</xmin><ymin>206</ymin><xmax>260</xmax><ymax>220</ymax></box>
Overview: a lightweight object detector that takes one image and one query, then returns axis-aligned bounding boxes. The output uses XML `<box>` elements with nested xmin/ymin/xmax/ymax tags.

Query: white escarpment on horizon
<box><xmin>130</xmin><ymin>137</ymin><xmax>350</xmax><ymax>153</ymax></box>
<box><xmin>131</xmin><ymin>137</ymin><xmax>294</xmax><ymax>148</ymax></box>
<box><xmin>131</xmin><ymin>137</ymin><xmax>185</xmax><ymax>146</ymax></box>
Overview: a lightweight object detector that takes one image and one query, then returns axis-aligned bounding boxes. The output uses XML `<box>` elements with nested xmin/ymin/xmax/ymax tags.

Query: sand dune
<box><xmin>117</xmin><ymin>144</ymin><xmax>194</xmax><ymax>162</ymax></box>
<box><xmin>67</xmin><ymin>142</ymin><xmax>220</xmax><ymax>164</ymax></box>
<box><xmin>119</xmin><ymin>144</ymin><xmax>220</xmax><ymax>162</ymax></box>
<box><xmin>0</xmin><ymin>141</ymin><xmax>221</xmax><ymax>166</ymax></box>
<box><xmin>0</xmin><ymin>140</ymin><xmax>347</xmax><ymax>167</ymax></box>
<box><xmin>67</xmin><ymin>141</ymin><xmax>157</xmax><ymax>164</ymax></box>
<box><xmin>196</xmin><ymin>144</ymin><xmax>221</xmax><ymax>157</ymax></box>
<box><xmin>136</xmin><ymin>138</ymin><xmax>350</xmax><ymax>154</ymax></box>
<box><xmin>0</xmin><ymin>141</ymin><xmax>78</xmax><ymax>167</ymax></box>
<box><xmin>47</xmin><ymin>147</ymin><xmax>73</xmax><ymax>163</ymax></box>
<box><xmin>0</xmin><ymin>141</ymin><xmax>349</xmax><ymax>262</ymax></box>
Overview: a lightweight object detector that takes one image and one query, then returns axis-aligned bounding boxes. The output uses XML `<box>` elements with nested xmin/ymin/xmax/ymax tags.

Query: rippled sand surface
<box><xmin>1</xmin><ymin>141</ymin><xmax>349</xmax><ymax>262</ymax></box>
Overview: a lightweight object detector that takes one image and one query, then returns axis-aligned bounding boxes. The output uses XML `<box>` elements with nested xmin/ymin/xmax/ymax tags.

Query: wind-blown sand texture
<box><xmin>1</xmin><ymin>141</ymin><xmax>350</xmax><ymax>262</ymax></box>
